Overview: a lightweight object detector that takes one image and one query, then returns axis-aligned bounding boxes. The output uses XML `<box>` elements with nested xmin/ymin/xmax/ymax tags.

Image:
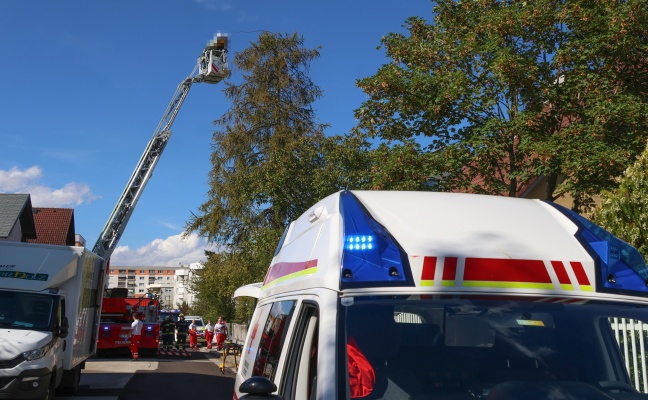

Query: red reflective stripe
<box><xmin>443</xmin><ymin>257</ymin><xmax>458</xmax><ymax>281</ymax></box>
<box><xmin>464</xmin><ymin>258</ymin><xmax>551</xmax><ymax>283</ymax></box>
<box><xmin>570</xmin><ymin>262</ymin><xmax>591</xmax><ymax>286</ymax></box>
<box><xmin>263</xmin><ymin>260</ymin><xmax>318</xmax><ymax>285</ymax></box>
<box><xmin>551</xmin><ymin>261</ymin><xmax>571</xmax><ymax>285</ymax></box>
<box><xmin>421</xmin><ymin>256</ymin><xmax>436</xmax><ymax>281</ymax></box>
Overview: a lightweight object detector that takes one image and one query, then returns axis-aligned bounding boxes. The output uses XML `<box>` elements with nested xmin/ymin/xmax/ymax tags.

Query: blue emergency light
<box><xmin>345</xmin><ymin>235</ymin><xmax>375</xmax><ymax>251</ymax></box>
<box><xmin>549</xmin><ymin>202</ymin><xmax>648</xmax><ymax>295</ymax></box>
<box><xmin>339</xmin><ymin>191</ymin><xmax>414</xmax><ymax>289</ymax></box>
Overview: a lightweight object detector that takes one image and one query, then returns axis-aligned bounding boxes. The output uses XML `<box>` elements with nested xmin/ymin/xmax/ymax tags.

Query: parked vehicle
<box><xmin>96</xmin><ymin>289</ymin><xmax>160</xmax><ymax>357</ymax></box>
<box><xmin>234</xmin><ymin>190</ymin><xmax>648</xmax><ymax>400</ymax></box>
<box><xmin>0</xmin><ymin>241</ymin><xmax>105</xmax><ymax>399</ymax></box>
<box><xmin>184</xmin><ymin>316</ymin><xmax>206</xmax><ymax>341</ymax></box>
<box><xmin>157</xmin><ymin>309</ymin><xmax>181</xmax><ymax>323</ymax></box>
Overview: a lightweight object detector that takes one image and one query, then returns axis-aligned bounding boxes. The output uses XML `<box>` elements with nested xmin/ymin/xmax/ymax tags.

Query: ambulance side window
<box><xmin>252</xmin><ymin>300</ymin><xmax>296</xmax><ymax>380</ymax></box>
<box><xmin>281</xmin><ymin>303</ymin><xmax>319</xmax><ymax>400</ymax></box>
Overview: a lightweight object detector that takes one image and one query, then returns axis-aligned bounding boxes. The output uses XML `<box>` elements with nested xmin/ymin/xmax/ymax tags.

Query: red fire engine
<box><xmin>90</xmin><ymin>35</ymin><xmax>228</xmax><ymax>359</ymax></box>
<box><xmin>96</xmin><ymin>288</ymin><xmax>160</xmax><ymax>357</ymax></box>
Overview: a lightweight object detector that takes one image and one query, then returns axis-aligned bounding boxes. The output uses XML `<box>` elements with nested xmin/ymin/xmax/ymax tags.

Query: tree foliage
<box><xmin>592</xmin><ymin>145</ymin><xmax>648</xmax><ymax>258</ymax></box>
<box><xmin>186</xmin><ymin>32</ymin><xmax>359</xmax><ymax>322</ymax></box>
<box><xmin>355</xmin><ymin>0</ymin><xmax>648</xmax><ymax>210</ymax></box>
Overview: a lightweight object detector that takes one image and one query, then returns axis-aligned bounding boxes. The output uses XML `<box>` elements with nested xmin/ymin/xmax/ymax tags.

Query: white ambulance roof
<box><xmin>352</xmin><ymin>191</ymin><xmax>578</xmax><ymax>260</ymax></box>
<box><xmin>253</xmin><ymin>191</ymin><xmax>648</xmax><ymax>303</ymax></box>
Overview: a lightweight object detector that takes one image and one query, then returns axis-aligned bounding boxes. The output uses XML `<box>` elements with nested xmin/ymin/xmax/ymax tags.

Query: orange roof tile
<box><xmin>27</xmin><ymin>208</ymin><xmax>75</xmax><ymax>246</ymax></box>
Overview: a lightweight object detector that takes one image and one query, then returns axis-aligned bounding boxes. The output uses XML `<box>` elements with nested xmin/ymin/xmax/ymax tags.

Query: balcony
<box><xmin>176</xmin><ymin>269</ymin><xmax>190</xmax><ymax>277</ymax></box>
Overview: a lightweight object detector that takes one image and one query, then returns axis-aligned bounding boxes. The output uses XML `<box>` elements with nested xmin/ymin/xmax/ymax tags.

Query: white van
<box><xmin>0</xmin><ymin>241</ymin><xmax>105</xmax><ymax>399</ymax></box>
<box><xmin>233</xmin><ymin>190</ymin><xmax>648</xmax><ymax>400</ymax></box>
<box><xmin>183</xmin><ymin>316</ymin><xmax>205</xmax><ymax>340</ymax></box>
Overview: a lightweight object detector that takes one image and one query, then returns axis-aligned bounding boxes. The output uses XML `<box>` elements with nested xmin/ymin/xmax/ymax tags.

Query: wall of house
<box><xmin>520</xmin><ymin>175</ymin><xmax>600</xmax><ymax>216</ymax></box>
<box><xmin>5</xmin><ymin>223</ymin><xmax>23</xmax><ymax>242</ymax></box>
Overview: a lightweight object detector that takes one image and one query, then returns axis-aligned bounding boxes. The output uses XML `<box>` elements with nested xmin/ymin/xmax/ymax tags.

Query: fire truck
<box><xmin>96</xmin><ymin>289</ymin><xmax>161</xmax><ymax>356</ymax></box>
<box><xmin>91</xmin><ymin>34</ymin><xmax>229</xmax><ymax>357</ymax></box>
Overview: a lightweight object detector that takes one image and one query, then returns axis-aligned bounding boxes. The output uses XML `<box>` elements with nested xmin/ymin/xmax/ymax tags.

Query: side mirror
<box><xmin>239</xmin><ymin>376</ymin><xmax>283</xmax><ymax>399</ymax></box>
<box><xmin>59</xmin><ymin>316</ymin><xmax>69</xmax><ymax>338</ymax></box>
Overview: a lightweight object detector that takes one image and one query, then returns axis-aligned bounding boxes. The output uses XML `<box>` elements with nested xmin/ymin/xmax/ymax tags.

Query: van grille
<box><xmin>0</xmin><ymin>355</ymin><xmax>24</xmax><ymax>369</ymax></box>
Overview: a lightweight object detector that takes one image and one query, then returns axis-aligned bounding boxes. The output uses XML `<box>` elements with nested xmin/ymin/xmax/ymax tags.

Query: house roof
<box><xmin>0</xmin><ymin>194</ymin><xmax>35</xmax><ymax>239</ymax></box>
<box><xmin>27</xmin><ymin>208</ymin><xmax>76</xmax><ymax>246</ymax></box>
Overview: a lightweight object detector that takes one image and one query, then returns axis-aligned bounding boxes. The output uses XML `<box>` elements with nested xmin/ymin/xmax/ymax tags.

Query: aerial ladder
<box><xmin>92</xmin><ymin>34</ymin><xmax>229</xmax><ymax>260</ymax></box>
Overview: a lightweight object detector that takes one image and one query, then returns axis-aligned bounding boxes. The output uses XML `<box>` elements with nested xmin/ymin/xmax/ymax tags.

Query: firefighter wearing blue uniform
<box><xmin>175</xmin><ymin>314</ymin><xmax>189</xmax><ymax>349</ymax></box>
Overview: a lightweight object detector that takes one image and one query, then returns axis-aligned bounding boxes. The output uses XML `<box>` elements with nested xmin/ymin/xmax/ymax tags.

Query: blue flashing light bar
<box><xmin>345</xmin><ymin>235</ymin><xmax>375</xmax><ymax>251</ymax></box>
<box><xmin>548</xmin><ymin>202</ymin><xmax>648</xmax><ymax>295</ymax></box>
<box><xmin>339</xmin><ymin>192</ymin><xmax>414</xmax><ymax>289</ymax></box>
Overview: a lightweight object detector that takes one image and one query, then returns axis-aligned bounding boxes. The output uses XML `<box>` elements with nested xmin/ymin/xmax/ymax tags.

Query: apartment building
<box><xmin>106</xmin><ymin>263</ymin><xmax>203</xmax><ymax>309</ymax></box>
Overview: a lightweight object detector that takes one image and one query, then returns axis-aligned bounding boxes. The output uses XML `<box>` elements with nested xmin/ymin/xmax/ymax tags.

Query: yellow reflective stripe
<box><xmin>579</xmin><ymin>285</ymin><xmax>593</xmax><ymax>292</ymax></box>
<box><xmin>441</xmin><ymin>280</ymin><xmax>455</xmax><ymax>287</ymax></box>
<box><xmin>262</xmin><ymin>267</ymin><xmax>318</xmax><ymax>290</ymax></box>
<box><xmin>560</xmin><ymin>284</ymin><xmax>575</xmax><ymax>291</ymax></box>
<box><xmin>420</xmin><ymin>280</ymin><xmax>434</xmax><ymax>287</ymax></box>
<box><xmin>463</xmin><ymin>281</ymin><xmax>555</xmax><ymax>289</ymax></box>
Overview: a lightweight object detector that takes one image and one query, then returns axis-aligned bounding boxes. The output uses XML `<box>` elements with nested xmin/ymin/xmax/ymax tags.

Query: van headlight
<box><xmin>22</xmin><ymin>341</ymin><xmax>53</xmax><ymax>361</ymax></box>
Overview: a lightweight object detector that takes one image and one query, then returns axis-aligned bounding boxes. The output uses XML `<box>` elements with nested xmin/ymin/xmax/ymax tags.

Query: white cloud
<box><xmin>193</xmin><ymin>0</ymin><xmax>231</xmax><ymax>11</ymax></box>
<box><xmin>0</xmin><ymin>166</ymin><xmax>97</xmax><ymax>207</ymax></box>
<box><xmin>0</xmin><ymin>166</ymin><xmax>42</xmax><ymax>191</ymax></box>
<box><xmin>110</xmin><ymin>232</ymin><xmax>217</xmax><ymax>267</ymax></box>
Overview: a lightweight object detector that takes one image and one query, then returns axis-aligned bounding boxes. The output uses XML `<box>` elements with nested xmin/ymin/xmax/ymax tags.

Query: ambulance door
<box><xmin>238</xmin><ymin>299</ymin><xmax>297</xmax><ymax>382</ymax></box>
<box><xmin>279</xmin><ymin>302</ymin><xmax>319</xmax><ymax>400</ymax></box>
<box><xmin>278</xmin><ymin>290</ymin><xmax>338</xmax><ymax>400</ymax></box>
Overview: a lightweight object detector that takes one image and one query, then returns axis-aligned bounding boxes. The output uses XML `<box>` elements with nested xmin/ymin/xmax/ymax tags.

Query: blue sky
<box><xmin>0</xmin><ymin>0</ymin><xmax>433</xmax><ymax>267</ymax></box>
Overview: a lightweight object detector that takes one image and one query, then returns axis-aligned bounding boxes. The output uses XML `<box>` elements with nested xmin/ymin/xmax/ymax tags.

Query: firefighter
<box><xmin>161</xmin><ymin>315</ymin><xmax>175</xmax><ymax>349</ymax></box>
<box><xmin>175</xmin><ymin>314</ymin><xmax>189</xmax><ymax>349</ymax></box>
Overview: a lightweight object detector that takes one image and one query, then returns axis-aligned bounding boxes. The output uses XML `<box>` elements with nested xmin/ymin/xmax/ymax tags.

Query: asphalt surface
<box><xmin>56</xmin><ymin>348</ymin><xmax>236</xmax><ymax>400</ymax></box>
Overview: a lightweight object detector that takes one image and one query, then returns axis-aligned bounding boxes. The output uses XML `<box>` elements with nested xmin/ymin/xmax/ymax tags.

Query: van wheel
<box><xmin>58</xmin><ymin>364</ymin><xmax>81</xmax><ymax>394</ymax></box>
<box><xmin>42</xmin><ymin>375</ymin><xmax>56</xmax><ymax>400</ymax></box>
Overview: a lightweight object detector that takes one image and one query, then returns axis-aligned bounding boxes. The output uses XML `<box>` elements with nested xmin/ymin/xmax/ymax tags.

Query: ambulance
<box><xmin>233</xmin><ymin>191</ymin><xmax>648</xmax><ymax>400</ymax></box>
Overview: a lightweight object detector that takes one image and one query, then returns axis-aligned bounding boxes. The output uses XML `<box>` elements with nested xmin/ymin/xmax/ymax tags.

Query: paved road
<box><xmin>56</xmin><ymin>349</ymin><xmax>236</xmax><ymax>400</ymax></box>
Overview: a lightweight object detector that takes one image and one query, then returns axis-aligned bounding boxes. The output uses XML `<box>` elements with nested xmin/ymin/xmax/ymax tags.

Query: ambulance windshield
<box><xmin>342</xmin><ymin>296</ymin><xmax>648</xmax><ymax>399</ymax></box>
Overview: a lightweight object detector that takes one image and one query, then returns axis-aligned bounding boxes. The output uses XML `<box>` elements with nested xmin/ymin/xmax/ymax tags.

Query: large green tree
<box><xmin>355</xmin><ymin>0</ymin><xmax>648</xmax><ymax>211</ymax></box>
<box><xmin>186</xmin><ymin>32</ymin><xmax>356</xmax><ymax>321</ymax></box>
<box><xmin>592</xmin><ymin>145</ymin><xmax>648</xmax><ymax>258</ymax></box>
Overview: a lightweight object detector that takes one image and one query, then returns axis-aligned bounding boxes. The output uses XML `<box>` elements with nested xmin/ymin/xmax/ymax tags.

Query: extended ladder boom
<box><xmin>93</xmin><ymin>34</ymin><xmax>228</xmax><ymax>260</ymax></box>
